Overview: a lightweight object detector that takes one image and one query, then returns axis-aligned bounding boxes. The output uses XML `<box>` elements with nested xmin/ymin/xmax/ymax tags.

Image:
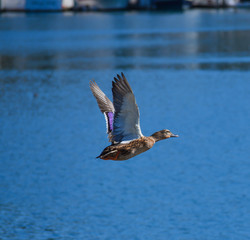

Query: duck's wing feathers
<box><xmin>90</xmin><ymin>80</ymin><xmax>115</xmax><ymax>141</ymax></box>
<box><xmin>111</xmin><ymin>73</ymin><xmax>143</xmax><ymax>143</ymax></box>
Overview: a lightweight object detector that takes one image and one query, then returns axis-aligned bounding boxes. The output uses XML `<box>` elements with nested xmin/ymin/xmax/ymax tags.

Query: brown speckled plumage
<box><xmin>97</xmin><ymin>137</ymin><xmax>155</xmax><ymax>161</ymax></box>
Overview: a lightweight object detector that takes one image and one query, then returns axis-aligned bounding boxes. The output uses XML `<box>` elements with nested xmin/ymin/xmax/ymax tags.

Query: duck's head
<box><xmin>151</xmin><ymin>129</ymin><xmax>178</xmax><ymax>142</ymax></box>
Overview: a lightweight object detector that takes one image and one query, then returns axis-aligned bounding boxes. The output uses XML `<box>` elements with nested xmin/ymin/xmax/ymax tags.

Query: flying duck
<box><xmin>90</xmin><ymin>73</ymin><xmax>178</xmax><ymax>161</ymax></box>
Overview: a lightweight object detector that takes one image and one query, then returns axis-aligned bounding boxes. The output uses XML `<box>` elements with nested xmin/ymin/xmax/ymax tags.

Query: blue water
<box><xmin>0</xmin><ymin>9</ymin><xmax>250</xmax><ymax>240</ymax></box>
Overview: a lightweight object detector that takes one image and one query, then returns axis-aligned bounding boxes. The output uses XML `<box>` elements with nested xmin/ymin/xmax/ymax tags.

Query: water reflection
<box><xmin>0</xmin><ymin>11</ymin><xmax>250</xmax><ymax>71</ymax></box>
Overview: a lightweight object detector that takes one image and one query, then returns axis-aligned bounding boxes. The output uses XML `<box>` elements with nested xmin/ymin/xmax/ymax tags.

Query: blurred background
<box><xmin>0</xmin><ymin>1</ymin><xmax>250</xmax><ymax>240</ymax></box>
<box><xmin>1</xmin><ymin>0</ymin><xmax>250</xmax><ymax>10</ymax></box>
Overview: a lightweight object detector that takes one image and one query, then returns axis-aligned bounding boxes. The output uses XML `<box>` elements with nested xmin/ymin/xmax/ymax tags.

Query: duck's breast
<box><xmin>117</xmin><ymin>137</ymin><xmax>155</xmax><ymax>160</ymax></box>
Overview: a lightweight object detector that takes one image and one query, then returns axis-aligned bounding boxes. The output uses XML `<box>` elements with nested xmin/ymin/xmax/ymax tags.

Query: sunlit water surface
<box><xmin>0</xmin><ymin>9</ymin><xmax>250</xmax><ymax>240</ymax></box>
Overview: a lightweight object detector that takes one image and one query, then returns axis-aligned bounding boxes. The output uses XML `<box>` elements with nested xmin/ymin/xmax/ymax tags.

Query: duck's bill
<box><xmin>171</xmin><ymin>133</ymin><xmax>179</xmax><ymax>137</ymax></box>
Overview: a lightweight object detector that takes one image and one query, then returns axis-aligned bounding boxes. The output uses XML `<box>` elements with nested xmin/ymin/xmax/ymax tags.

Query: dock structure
<box><xmin>0</xmin><ymin>0</ymin><xmax>184</xmax><ymax>11</ymax></box>
<box><xmin>74</xmin><ymin>0</ymin><xmax>128</xmax><ymax>10</ymax></box>
<box><xmin>0</xmin><ymin>0</ymin><xmax>243</xmax><ymax>11</ymax></box>
<box><xmin>191</xmin><ymin>0</ymin><xmax>239</xmax><ymax>7</ymax></box>
<box><xmin>0</xmin><ymin>0</ymin><xmax>74</xmax><ymax>11</ymax></box>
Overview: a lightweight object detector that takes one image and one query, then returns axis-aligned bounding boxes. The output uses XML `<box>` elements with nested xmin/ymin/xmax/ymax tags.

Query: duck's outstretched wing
<box><xmin>90</xmin><ymin>80</ymin><xmax>115</xmax><ymax>141</ymax></box>
<box><xmin>111</xmin><ymin>73</ymin><xmax>143</xmax><ymax>143</ymax></box>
